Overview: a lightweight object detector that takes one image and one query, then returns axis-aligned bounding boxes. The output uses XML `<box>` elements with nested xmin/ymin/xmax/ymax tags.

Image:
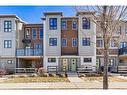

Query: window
<box><xmin>61</xmin><ymin>20</ymin><xmax>67</xmax><ymax>30</ymax></box>
<box><xmin>109</xmin><ymin>58</ymin><xmax>116</xmax><ymax>66</ymax></box>
<box><xmin>62</xmin><ymin>38</ymin><xmax>67</xmax><ymax>46</ymax></box>
<box><xmin>4</xmin><ymin>40</ymin><xmax>12</xmax><ymax>48</ymax></box>
<box><xmin>72</xmin><ymin>21</ymin><xmax>77</xmax><ymax>30</ymax></box>
<box><xmin>84</xmin><ymin>58</ymin><xmax>92</xmax><ymax>62</ymax></box>
<box><xmin>25</xmin><ymin>29</ymin><xmax>30</xmax><ymax>38</ymax></box>
<box><xmin>35</xmin><ymin>44</ymin><xmax>41</xmax><ymax>49</ymax></box>
<box><xmin>7</xmin><ymin>60</ymin><xmax>13</xmax><ymax>64</ymax></box>
<box><xmin>48</xmin><ymin>58</ymin><xmax>56</xmax><ymax>62</ymax></box>
<box><xmin>49</xmin><ymin>18</ymin><xmax>57</xmax><ymax>30</ymax></box>
<box><xmin>117</xmin><ymin>26</ymin><xmax>121</xmax><ymax>35</ymax></box>
<box><xmin>4</xmin><ymin>20</ymin><xmax>12</xmax><ymax>32</ymax></box>
<box><xmin>97</xmin><ymin>40</ymin><xmax>103</xmax><ymax>47</ymax></box>
<box><xmin>32</xmin><ymin>28</ymin><xmax>37</xmax><ymax>39</ymax></box>
<box><xmin>40</xmin><ymin>28</ymin><xmax>43</xmax><ymax>39</ymax></box>
<box><xmin>110</xmin><ymin>39</ymin><xmax>117</xmax><ymax>47</ymax></box>
<box><xmin>72</xmin><ymin>38</ymin><xmax>78</xmax><ymax>46</ymax></box>
<box><xmin>82</xmin><ymin>38</ymin><xmax>90</xmax><ymax>46</ymax></box>
<box><xmin>82</xmin><ymin>17</ymin><xmax>90</xmax><ymax>29</ymax></box>
<box><xmin>120</xmin><ymin>42</ymin><xmax>126</xmax><ymax>48</ymax></box>
<box><xmin>49</xmin><ymin>38</ymin><xmax>57</xmax><ymax>46</ymax></box>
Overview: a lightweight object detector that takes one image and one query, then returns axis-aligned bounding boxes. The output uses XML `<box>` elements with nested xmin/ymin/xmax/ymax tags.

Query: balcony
<box><xmin>16</xmin><ymin>48</ymin><xmax>43</xmax><ymax>56</ymax></box>
<box><xmin>119</xmin><ymin>47</ymin><xmax>127</xmax><ymax>55</ymax></box>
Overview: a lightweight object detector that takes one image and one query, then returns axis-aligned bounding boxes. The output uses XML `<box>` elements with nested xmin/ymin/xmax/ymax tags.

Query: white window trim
<box><xmin>72</xmin><ymin>38</ymin><xmax>77</xmax><ymax>47</ymax></box>
<box><xmin>62</xmin><ymin>38</ymin><xmax>67</xmax><ymax>47</ymax></box>
<box><xmin>72</xmin><ymin>20</ymin><xmax>77</xmax><ymax>30</ymax></box>
<box><xmin>32</xmin><ymin>28</ymin><xmax>37</xmax><ymax>40</ymax></box>
<box><xmin>61</xmin><ymin>20</ymin><xmax>67</xmax><ymax>30</ymax></box>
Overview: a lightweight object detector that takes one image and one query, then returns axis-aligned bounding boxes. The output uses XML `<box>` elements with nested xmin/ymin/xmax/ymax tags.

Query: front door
<box><xmin>71</xmin><ymin>59</ymin><xmax>77</xmax><ymax>72</ymax></box>
<box><xmin>62</xmin><ymin>59</ymin><xmax>68</xmax><ymax>71</ymax></box>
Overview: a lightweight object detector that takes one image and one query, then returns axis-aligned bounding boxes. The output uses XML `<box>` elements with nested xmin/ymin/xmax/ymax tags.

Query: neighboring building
<box><xmin>16</xmin><ymin>24</ymin><xmax>43</xmax><ymax>69</ymax></box>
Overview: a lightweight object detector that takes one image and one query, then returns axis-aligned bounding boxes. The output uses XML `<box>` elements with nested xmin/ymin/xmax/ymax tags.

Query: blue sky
<box><xmin>0</xmin><ymin>6</ymin><xmax>75</xmax><ymax>23</ymax></box>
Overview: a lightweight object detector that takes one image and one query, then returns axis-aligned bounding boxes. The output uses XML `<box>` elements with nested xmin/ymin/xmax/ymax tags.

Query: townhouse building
<box><xmin>43</xmin><ymin>12</ymin><xmax>96</xmax><ymax>72</ymax></box>
<box><xmin>0</xmin><ymin>11</ymin><xmax>127</xmax><ymax>74</ymax></box>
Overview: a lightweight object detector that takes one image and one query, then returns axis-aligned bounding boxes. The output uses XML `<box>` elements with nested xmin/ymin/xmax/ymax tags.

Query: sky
<box><xmin>0</xmin><ymin>6</ymin><xmax>75</xmax><ymax>23</ymax></box>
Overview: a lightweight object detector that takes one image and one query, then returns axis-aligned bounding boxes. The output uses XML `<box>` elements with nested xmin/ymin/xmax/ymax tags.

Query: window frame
<box><xmin>83</xmin><ymin>58</ymin><xmax>92</xmax><ymax>63</ymax></box>
<box><xmin>4</xmin><ymin>20</ymin><xmax>12</xmax><ymax>32</ymax></box>
<box><xmin>72</xmin><ymin>20</ymin><xmax>77</xmax><ymax>30</ymax></box>
<box><xmin>32</xmin><ymin>28</ymin><xmax>37</xmax><ymax>39</ymax></box>
<box><xmin>97</xmin><ymin>39</ymin><xmax>103</xmax><ymax>47</ymax></box>
<box><xmin>48</xmin><ymin>58</ymin><xmax>56</xmax><ymax>63</ymax></box>
<box><xmin>49</xmin><ymin>18</ymin><xmax>57</xmax><ymax>30</ymax></box>
<box><xmin>7</xmin><ymin>60</ymin><xmax>14</xmax><ymax>64</ymax></box>
<box><xmin>82</xmin><ymin>38</ymin><xmax>90</xmax><ymax>46</ymax></box>
<box><xmin>82</xmin><ymin>17</ymin><xmax>90</xmax><ymax>29</ymax></box>
<box><xmin>49</xmin><ymin>38</ymin><xmax>57</xmax><ymax>46</ymax></box>
<box><xmin>40</xmin><ymin>28</ymin><xmax>43</xmax><ymax>39</ymax></box>
<box><xmin>62</xmin><ymin>38</ymin><xmax>67</xmax><ymax>47</ymax></box>
<box><xmin>72</xmin><ymin>38</ymin><xmax>78</xmax><ymax>47</ymax></box>
<box><xmin>61</xmin><ymin>20</ymin><xmax>67</xmax><ymax>30</ymax></box>
<box><xmin>4</xmin><ymin>40</ymin><xmax>12</xmax><ymax>48</ymax></box>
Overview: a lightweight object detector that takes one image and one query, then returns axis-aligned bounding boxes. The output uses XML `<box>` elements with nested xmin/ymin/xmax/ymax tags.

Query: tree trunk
<box><xmin>103</xmin><ymin>49</ymin><xmax>109</xmax><ymax>89</ymax></box>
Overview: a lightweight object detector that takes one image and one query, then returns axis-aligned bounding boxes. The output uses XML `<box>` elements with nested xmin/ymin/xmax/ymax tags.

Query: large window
<box><xmin>72</xmin><ymin>38</ymin><xmax>77</xmax><ymax>46</ymax></box>
<box><xmin>62</xmin><ymin>38</ymin><xmax>67</xmax><ymax>46</ymax></box>
<box><xmin>4</xmin><ymin>20</ymin><xmax>12</xmax><ymax>32</ymax></box>
<box><xmin>32</xmin><ymin>28</ymin><xmax>37</xmax><ymax>39</ymax></box>
<box><xmin>84</xmin><ymin>58</ymin><xmax>92</xmax><ymax>63</ymax></box>
<box><xmin>82</xmin><ymin>38</ymin><xmax>90</xmax><ymax>46</ymax></box>
<box><xmin>40</xmin><ymin>28</ymin><xmax>43</xmax><ymax>39</ymax></box>
<box><xmin>82</xmin><ymin>17</ymin><xmax>90</xmax><ymax>29</ymax></box>
<box><xmin>97</xmin><ymin>40</ymin><xmax>103</xmax><ymax>47</ymax></box>
<box><xmin>61</xmin><ymin>20</ymin><xmax>67</xmax><ymax>30</ymax></box>
<box><xmin>48</xmin><ymin>58</ymin><xmax>56</xmax><ymax>62</ymax></box>
<box><xmin>4</xmin><ymin>40</ymin><xmax>12</xmax><ymax>48</ymax></box>
<box><xmin>49</xmin><ymin>38</ymin><xmax>57</xmax><ymax>46</ymax></box>
<box><xmin>49</xmin><ymin>18</ymin><xmax>57</xmax><ymax>30</ymax></box>
<box><xmin>72</xmin><ymin>21</ymin><xmax>77</xmax><ymax>30</ymax></box>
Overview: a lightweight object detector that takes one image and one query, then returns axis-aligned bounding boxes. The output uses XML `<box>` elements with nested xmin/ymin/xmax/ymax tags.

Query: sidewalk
<box><xmin>1</xmin><ymin>73</ymin><xmax>127</xmax><ymax>89</ymax></box>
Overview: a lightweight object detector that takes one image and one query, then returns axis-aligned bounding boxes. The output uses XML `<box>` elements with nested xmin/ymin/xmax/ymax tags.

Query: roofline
<box><xmin>43</xmin><ymin>12</ymin><xmax>63</xmax><ymax>16</ymax></box>
<box><xmin>76</xmin><ymin>11</ymin><xmax>96</xmax><ymax>16</ymax></box>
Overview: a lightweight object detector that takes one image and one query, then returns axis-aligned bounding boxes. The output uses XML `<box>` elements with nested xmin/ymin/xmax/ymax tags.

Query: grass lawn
<box><xmin>80</xmin><ymin>76</ymin><xmax>127</xmax><ymax>82</ymax></box>
<box><xmin>1</xmin><ymin>77</ymin><xmax>69</xmax><ymax>83</ymax></box>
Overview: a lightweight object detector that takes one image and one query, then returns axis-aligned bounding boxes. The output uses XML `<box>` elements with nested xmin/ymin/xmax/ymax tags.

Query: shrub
<box><xmin>37</xmin><ymin>67</ymin><xmax>46</xmax><ymax>76</ymax></box>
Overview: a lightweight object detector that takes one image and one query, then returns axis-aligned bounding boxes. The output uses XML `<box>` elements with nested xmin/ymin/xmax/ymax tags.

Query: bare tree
<box><xmin>75</xmin><ymin>6</ymin><xmax>127</xmax><ymax>89</ymax></box>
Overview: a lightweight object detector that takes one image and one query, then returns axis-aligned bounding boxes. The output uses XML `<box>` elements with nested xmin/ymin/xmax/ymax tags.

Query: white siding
<box><xmin>78</xmin><ymin>14</ymin><xmax>96</xmax><ymax>67</ymax></box>
<box><xmin>44</xmin><ymin>15</ymin><xmax>61</xmax><ymax>56</ymax></box>
<box><xmin>0</xmin><ymin>18</ymin><xmax>16</xmax><ymax>57</ymax></box>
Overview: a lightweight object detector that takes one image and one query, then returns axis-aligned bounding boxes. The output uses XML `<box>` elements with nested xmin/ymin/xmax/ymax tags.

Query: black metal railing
<box><xmin>119</xmin><ymin>47</ymin><xmax>127</xmax><ymax>55</ymax></box>
<box><xmin>16</xmin><ymin>48</ymin><xmax>43</xmax><ymax>56</ymax></box>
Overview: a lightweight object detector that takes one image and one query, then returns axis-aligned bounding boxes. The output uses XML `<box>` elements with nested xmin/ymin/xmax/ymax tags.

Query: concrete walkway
<box><xmin>67</xmin><ymin>72</ymin><xmax>84</xmax><ymax>83</ymax></box>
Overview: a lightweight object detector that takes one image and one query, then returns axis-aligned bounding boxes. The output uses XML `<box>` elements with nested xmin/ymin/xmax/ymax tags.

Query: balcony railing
<box><xmin>119</xmin><ymin>47</ymin><xmax>127</xmax><ymax>55</ymax></box>
<box><xmin>16</xmin><ymin>48</ymin><xmax>43</xmax><ymax>56</ymax></box>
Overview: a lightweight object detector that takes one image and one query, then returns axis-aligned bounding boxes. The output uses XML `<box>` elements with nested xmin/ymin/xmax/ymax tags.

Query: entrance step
<box><xmin>67</xmin><ymin>72</ymin><xmax>84</xmax><ymax>83</ymax></box>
